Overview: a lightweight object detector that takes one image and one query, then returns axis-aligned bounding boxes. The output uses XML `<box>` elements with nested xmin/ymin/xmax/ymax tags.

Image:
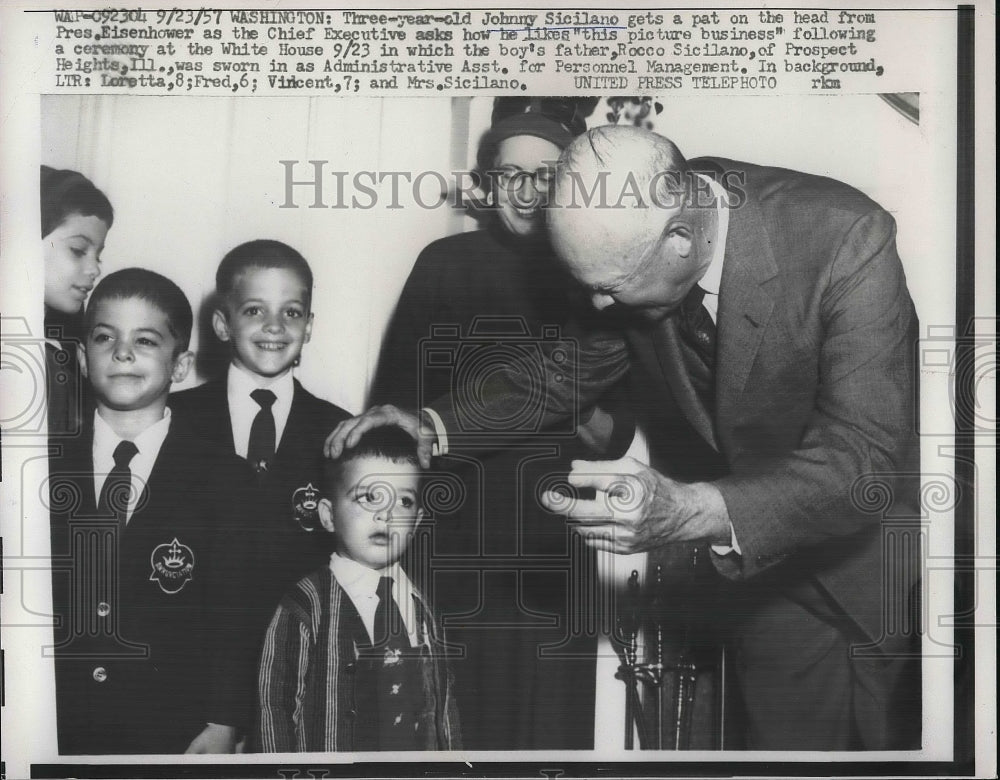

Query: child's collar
<box><xmin>329</xmin><ymin>552</ymin><xmax>410</xmax><ymax>595</ymax></box>
<box><xmin>228</xmin><ymin>361</ymin><xmax>294</xmax><ymax>390</ymax></box>
<box><xmin>227</xmin><ymin>362</ymin><xmax>295</xmax><ymax>403</ymax></box>
<box><xmin>93</xmin><ymin>404</ymin><xmax>171</xmax><ymax>442</ymax></box>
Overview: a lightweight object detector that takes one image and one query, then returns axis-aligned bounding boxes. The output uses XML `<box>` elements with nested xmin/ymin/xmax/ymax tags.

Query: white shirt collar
<box><xmin>226</xmin><ymin>363</ymin><xmax>295</xmax><ymax>458</ymax></box>
<box><xmin>92</xmin><ymin>408</ymin><xmax>172</xmax><ymax>524</ymax></box>
<box><xmin>695</xmin><ymin>174</ymin><xmax>730</xmax><ymax>296</ymax></box>
<box><xmin>329</xmin><ymin>551</ymin><xmax>421</xmax><ymax>647</ymax></box>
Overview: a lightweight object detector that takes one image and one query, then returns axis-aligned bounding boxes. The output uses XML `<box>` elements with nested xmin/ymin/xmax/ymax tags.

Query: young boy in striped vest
<box><xmin>257</xmin><ymin>428</ymin><xmax>461</xmax><ymax>752</ymax></box>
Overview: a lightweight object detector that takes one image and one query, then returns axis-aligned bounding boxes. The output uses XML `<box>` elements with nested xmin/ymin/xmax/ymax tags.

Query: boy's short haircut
<box><xmin>216</xmin><ymin>240</ymin><xmax>313</xmax><ymax>305</ymax></box>
<box><xmin>85</xmin><ymin>268</ymin><xmax>193</xmax><ymax>353</ymax></box>
<box><xmin>40</xmin><ymin>165</ymin><xmax>115</xmax><ymax>238</ymax></box>
<box><xmin>322</xmin><ymin>427</ymin><xmax>421</xmax><ymax>497</ymax></box>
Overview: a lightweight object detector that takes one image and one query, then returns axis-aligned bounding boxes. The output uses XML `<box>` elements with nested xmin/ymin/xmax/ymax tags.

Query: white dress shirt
<box><xmin>92</xmin><ymin>408</ymin><xmax>172</xmax><ymax>525</ymax></box>
<box><xmin>693</xmin><ymin>176</ymin><xmax>740</xmax><ymax>556</ymax></box>
<box><xmin>694</xmin><ymin>173</ymin><xmax>730</xmax><ymax>325</ymax></box>
<box><xmin>329</xmin><ymin>552</ymin><xmax>422</xmax><ymax>648</ymax></box>
<box><xmin>226</xmin><ymin>364</ymin><xmax>294</xmax><ymax>459</ymax></box>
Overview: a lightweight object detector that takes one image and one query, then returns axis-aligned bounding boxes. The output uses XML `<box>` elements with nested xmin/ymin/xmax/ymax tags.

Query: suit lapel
<box><xmin>124</xmin><ymin>423</ymin><xmax>179</xmax><ymax>533</ymax></box>
<box><xmin>203</xmin><ymin>380</ymin><xmax>236</xmax><ymax>451</ymax></box>
<box><xmin>59</xmin><ymin>429</ymin><xmax>100</xmax><ymax>517</ymax></box>
<box><xmin>275</xmin><ymin>379</ymin><xmax>306</xmax><ymax>460</ymax></box>
<box><xmin>715</xmin><ymin>192</ymin><xmax>779</xmax><ymax>434</ymax></box>
<box><xmin>638</xmin><ymin>168</ymin><xmax>782</xmax><ymax>456</ymax></box>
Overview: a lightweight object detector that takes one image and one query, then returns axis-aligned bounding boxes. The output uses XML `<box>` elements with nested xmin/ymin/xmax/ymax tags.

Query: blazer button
<box><xmin>97</xmin><ymin>602</ymin><xmax>111</xmax><ymax>617</ymax></box>
<box><xmin>92</xmin><ymin>666</ymin><xmax>108</xmax><ymax>683</ymax></box>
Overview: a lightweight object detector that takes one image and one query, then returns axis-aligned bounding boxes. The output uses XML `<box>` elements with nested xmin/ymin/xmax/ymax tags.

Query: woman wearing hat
<box><xmin>370</xmin><ymin>98</ymin><xmax>631</xmax><ymax>750</ymax></box>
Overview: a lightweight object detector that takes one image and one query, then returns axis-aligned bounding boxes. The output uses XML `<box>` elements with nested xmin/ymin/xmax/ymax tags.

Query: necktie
<box><xmin>373</xmin><ymin>576</ymin><xmax>410</xmax><ymax>651</ymax></box>
<box><xmin>372</xmin><ymin>575</ymin><xmax>424</xmax><ymax>749</ymax></box>
<box><xmin>247</xmin><ymin>388</ymin><xmax>277</xmax><ymax>474</ymax></box>
<box><xmin>98</xmin><ymin>440</ymin><xmax>138</xmax><ymax>524</ymax></box>
<box><xmin>679</xmin><ymin>284</ymin><xmax>717</xmax><ymax>368</ymax></box>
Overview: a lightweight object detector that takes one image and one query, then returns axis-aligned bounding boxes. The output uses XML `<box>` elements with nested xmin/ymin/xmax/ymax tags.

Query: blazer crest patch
<box><xmin>149</xmin><ymin>537</ymin><xmax>195</xmax><ymax>593</ymax></box>
<box><xmin>292</xmin><ymin>482</ymin><xmax>321</xmax><ymax>531</ymax></box>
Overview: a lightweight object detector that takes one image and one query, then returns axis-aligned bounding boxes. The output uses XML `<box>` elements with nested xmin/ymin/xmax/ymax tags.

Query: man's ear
<box><xmin>76</xmin><ymin>342</ymin><xmax>89</xmax><ymax>379</ymax></box>
<box><xmin>211</xmin><ymin>308</ymin><xmax>232</xmax><ymax>343</ymax></box>
<box><xmin>664</xmin><ymin>227</ymin><xmax>693</xmax><ymax>259</ymax></box>
<box><xmin>171</xmin><ymin>350</ymin><xmax>194</xmax><ymax>384</ymax></box>
<box><xmin>318</xmin><ymin>498</ymin><xmax>336</xmax><ymax>533</ymax></box>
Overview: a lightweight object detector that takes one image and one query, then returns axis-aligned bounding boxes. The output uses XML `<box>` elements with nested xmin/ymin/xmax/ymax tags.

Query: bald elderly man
<box><xmin>329</xmin><ymin>126</ymin><xmax>921</xmax><ymax>750</ymax></box>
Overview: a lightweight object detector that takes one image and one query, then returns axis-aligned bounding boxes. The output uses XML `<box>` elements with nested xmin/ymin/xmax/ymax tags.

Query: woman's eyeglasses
<box><xmin>493</xmin><ymin>165</ymin><xmax>558</xmax><ymax>190</ymax></box>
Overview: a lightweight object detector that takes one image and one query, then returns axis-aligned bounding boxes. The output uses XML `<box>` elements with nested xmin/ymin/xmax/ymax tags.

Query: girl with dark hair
<box><xmin>41</xmin><ymin>165</ymin><xmax>114</xmax><ymax>434</ymax></box>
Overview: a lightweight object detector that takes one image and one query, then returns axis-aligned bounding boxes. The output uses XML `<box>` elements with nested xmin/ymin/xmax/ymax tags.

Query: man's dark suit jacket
<box><xmin>430</xmin><ymin>157</ymin><xmax>920</xmax><ymax>660</ymax></box>
<box><xmin>49</xmin><ymin>420</ymin><xmax>257</xmax><ymax>754</ymax></box>
<box><xmin>168</xmin><ymin>379</ymin><xmax>352</xmax><ymax>647</ymax></box>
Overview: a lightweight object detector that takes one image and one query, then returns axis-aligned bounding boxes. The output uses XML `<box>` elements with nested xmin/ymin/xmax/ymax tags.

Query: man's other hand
<box><xmin>540</xmin><ymin>457</ymin><xmax>731</xmax><ymax>554</ymax></box>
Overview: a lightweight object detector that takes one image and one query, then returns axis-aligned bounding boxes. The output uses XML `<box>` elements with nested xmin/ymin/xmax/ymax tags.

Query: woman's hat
<box><xmin>477</xmin><ymin>97</ymin><xmax>597</xmax><ymax>171</ymax></box>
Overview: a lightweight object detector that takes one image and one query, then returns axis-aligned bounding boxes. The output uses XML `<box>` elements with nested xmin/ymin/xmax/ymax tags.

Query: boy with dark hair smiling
<box><xmin>48</xmin><ymin>268</ymin><xmax>257</xmax><ymax>754</ymax></box>
<box><xmin>257</xmin><ymin>428</ymin><xmax>460</xmax><ymax>752</ymax></box>
<box><xmin>170</xmin><ymin>240</ymin><xmax>351</xmax><ymax>610</ymax></box>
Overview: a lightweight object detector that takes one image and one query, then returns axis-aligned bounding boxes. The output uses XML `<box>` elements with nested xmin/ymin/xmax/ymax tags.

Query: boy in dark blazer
<box><xmin>49</xmin><ymin>268</ymin><xmax>257</xmax><ymax>754</ymax></box>
<box><xmin>169</xmin><ymin>241</ymin><xmax>352</xmax><ymax>683</ymax></box>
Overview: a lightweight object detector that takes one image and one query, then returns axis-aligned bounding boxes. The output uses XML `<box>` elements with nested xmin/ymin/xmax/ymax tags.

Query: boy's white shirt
<box><xmin>329</xmin><ymin>552</ymin><xmax>422</xmax><ymax>648</ymax></box>
<box><xmin>91</xmin><ymin>407</ymin><xmax>172</xmax><ymax>524</ymax></box>
<box><xmin>226</xmin><ymin>363</ymin><xmax>294</xmax><ymax>458</ymax></box>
